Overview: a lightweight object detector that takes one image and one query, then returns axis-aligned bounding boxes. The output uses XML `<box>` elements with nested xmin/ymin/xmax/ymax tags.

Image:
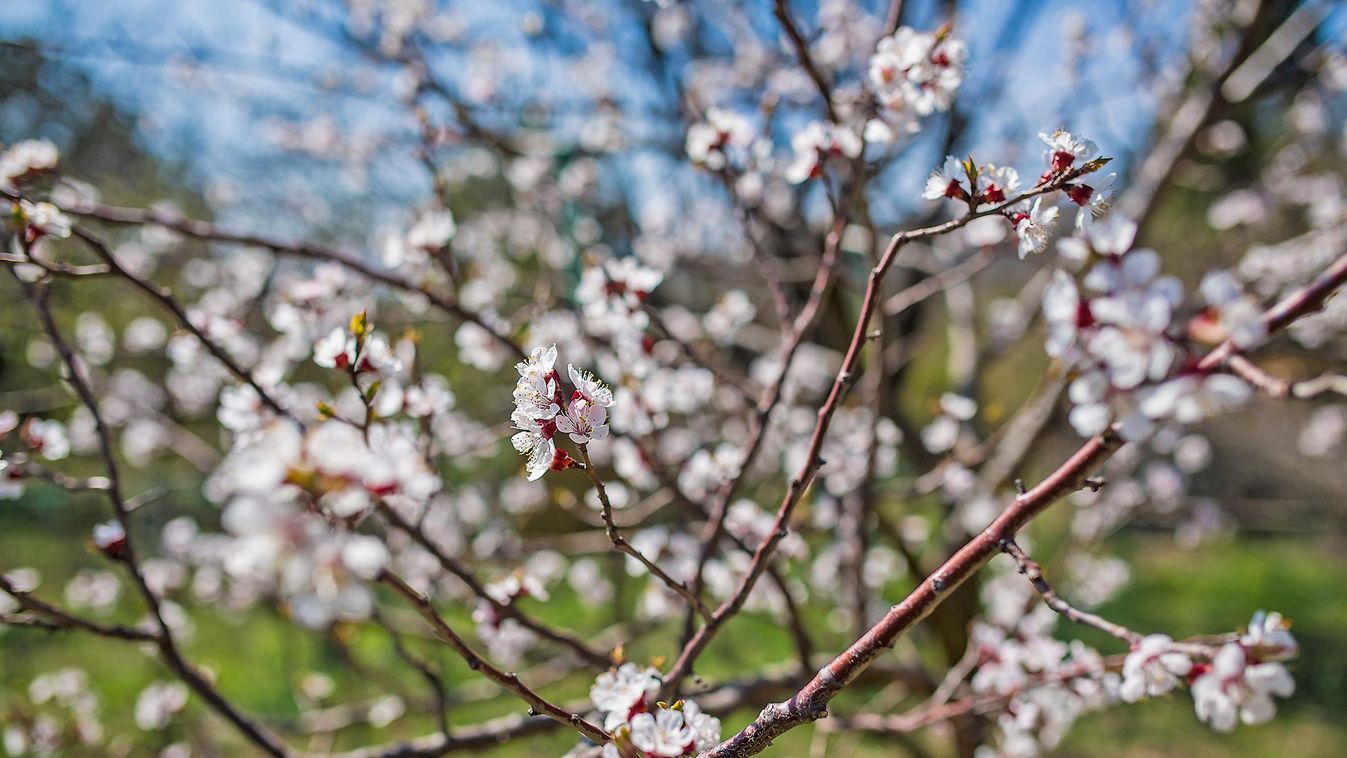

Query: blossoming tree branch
<box><xmin>1</xmin><ymin>1</ymin><xmax>1345</xmax><ymax>757</ymax></box>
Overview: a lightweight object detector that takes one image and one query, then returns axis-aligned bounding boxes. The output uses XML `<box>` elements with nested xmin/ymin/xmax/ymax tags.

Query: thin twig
<box><xmin>1227</xmin><ymin>354</ymin><xmax>1347</xmax><ymax>400</ymax></box>
<box><xmin>999</xmin><ymin>540</ymin><xmax>1141</xmax><ymax>644</ymax></box>
<box><xmin>375</xmin><ymin>500</ymin><xmax>612</xmax><ymax>668</ymax></box>
<box><xmin>772</xmin><ymin>0</ymin><xmax>839</xmax><ymax>122</ymax></box>
<box><xmin>14</xmin><ymin>270</ymin><xmax>292</xmax><ymax>757</ymax></box>
<box><xmin>48</xmin><ymin>195</ymin><xmax>525</xmax><ymax>360</ymax></box>
<box><xmin>703</xmin><ymin>246</ymin><xmax>1347</xmax><ymax>757</ymax></box>
<box><xmin>373</xmin><ymin>608</ymin><xmax>450</xmax><ymax>738</ymax></box>
<box><xmin>664</xmin><ymin>164</ymin><xmax>1108</xmax><ymax>700</ymax></box>
<box><xmin>378</xmin><ymin>569</ymin><xmax>609</xmax><ymax>744</ymax></box>
<box><xmin>577</xmin><ymin>444</ymin><xmax>712</xmax><ymax>621</ymax></box>
<box><xmin>0</xmin><ymin>574</ymin><xmax>156</xmax><ymax>642</ymax></box>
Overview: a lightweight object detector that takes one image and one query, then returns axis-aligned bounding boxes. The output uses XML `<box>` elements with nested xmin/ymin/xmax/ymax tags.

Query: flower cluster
<box><xmin>575</xmin><ymin>257</ymin><xmax>665</xmax><ymax>336</ymax></box>
<box><xmin>510</xmin><ymin>345</ymin><xmax>614</xmax><ymax>480</ymax></box>
<box><xmin>1119</xmin><ymin>634</ymin><xmax>1193</xmax><ymax>702</ymax></box>
<box><xmin>866</xmin><ymin>25</ymin><xmax>967</xmax><ymax>142</ymax></box>
<box><xmin>1041</xmin><ymin>217</ymin><xmax>1261</xmax><ymax>439</ymax></box>
<box><xmin>2</xmin><ymin>3</ymin><xmax>1344</xmax><ymax>751</ymax></box>
<box><xmin>577</xmin><ymin>663</ymin><xmax>720</xmax><ymax>757</ymax></box>
<box><xmin>920</xmin><ymin>130</ymin><xmax>1114</xmax><ymax>259</ymax></box>
<box><xmin>382</xmin><ymin>208</ymin><xmax>456</xmax><ymax>278</ymax></box>
<box><xmin>969</xmin><ymin>569</ymin><xmax>1120</xmax><ymax>756</ymax></box>
<box><xmin>0</xmin><ymin>139</ymin><xmax>59</xmax><ymax>190</ymax></box>
<box><xmin>313</xmin><ymin>311</ymin><xmax>403</xmax><ymax>375</ymax></box>
<box><xmin>1120</xmin><ymin>611</ymin><xmax>1298</xmax><ymax>733</ymax></box>
<box><xmin>19</xmin><ymin>416</ymin><xmax>72</xmax><ymax>462</ymax></box>
<box><xmin>1040</xmin><ymin>129</ymin><xmax>1099</xmax><ymax>179</ymax></box>
<box><xmin>1192</xmin><ymin>611</ymin><xmax>1300</xmax><ymax>732</ymax></box>
<box><xmin>922</xmin><ymin>156</ymin><xmax>1021</xmax><ymax>205</ymax></box>
<box><xmin>221</xmin><ymin>493</ymin><xmax>390</xmax><ymax>628</ymax></box>
<box><xmin>1193</xmin><ymin>270</ymin><xmax>1268</xmax><ymax>349</ymax></box>
<box><xmin>215</xmin><ymin>418</ymin><xmax>440</xmax><ymax>519</ymax></box>
<box><xmin>133</xmin><ymin>681</ymin><xmax>189</xmax><ymax>731</ymax></box>
<box><xmin>201</xmin><ymin>416</ymin><xmax>439</xmax><ymax>626</ymax></box>
<box><xmin>4</xmin><ymin>668</ymin><xmax>104</xmax><ymax>756</ymax></box>
<box><xmin>468</xmin><ymin>571</ymin><xmax>551</xmax><ymax>665</ymax></box>
<box><xmin>785</xmin><ymin>121</ymin><xmax>863</xmax><ymax>184</ymax></box>
<box><xmin>685</xmin><ymin>108</ymin><xmax>754</xmax><ymax>172</ymax></box>
<box><xmin>0</xmin><ymin>139</ymin><xmax>73</xmax><ymax>248</ymax></box>
<box><xmin>8</xmin><ymin>199</ymin><xmax>73</xmax><ymax>245</ymax></box>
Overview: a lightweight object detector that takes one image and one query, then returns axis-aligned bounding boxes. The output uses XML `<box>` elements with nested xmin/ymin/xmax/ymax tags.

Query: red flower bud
<box><xmin>1067</xmin><ymin>183</ymin><xmax>1094</xmax><ymax>207</ymax></box>
<box><xmin>1075</xmin><ymin>300</ymin><xmax>1095</xmax><ymax>329</ymax></box>
<box><xmin>1187</xmin><ymin>662</ymin><xmax>1211</xmax><ymax>684</ymax></box>
<box><xmin>550</xmin><ymin>448</ymin><xmax>577</xmax><ymax>471</ymax></box>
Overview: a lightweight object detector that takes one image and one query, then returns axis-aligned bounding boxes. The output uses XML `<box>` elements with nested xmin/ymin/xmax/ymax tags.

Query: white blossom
<box><xmin>405</xmin><ymin>209</ymin><xmax>456</xmax><ymax>252</ymax></box>
<box><xmin>922</xmin><ymin>155</ymin><xmax>966</xmax><ymax>201</ymax></box>
<box><xmin>1014</xmin><ymin>197</ymin><xmax>1059</xmax><ymax>259</ymax></box>
<box><xmin>1119</xmin><ymin>634</ymin><xmax>1192</xmax><ymax>702</ymax></box>
<box><xmin>1042</xmin><ymin>270</ymin><xmax>1082</xmax><ymax>358</ymax></box>
<box><xmin>568</xmin><ymin>363</ymin><xmax>615</xmax><ymax>408</ymax></box>
<box><xmin>589</xmin><ymin>662</ymin><xmax>660</xmax><ymax>716</ymax></box>
<box><xmin>1241</xmin><ymin>610</ymin><xmax>1299</xmax><ymax>661</ymax></box>
<box><xmin>869</xmin><ymin>26</ymin><xmax>966</xmax><ymax>119</ymax></box>
<box><xmin>681</xmin><ymin>700</ymin><xmax>722</xmax><ymax>752</ymax></box>
<box><xmin>1199</xmin><ymin>270</ymin><xmax>1267</xmax><ymax>348</ymax></box>
<box><xmin>17</xmin><ymin>200</ymin><xmax>72</xmax><ymax>239</ymax></box>
<box><xmin>554</xmin><ymin>395</ymin><xmax>610</xmax><ymax>444</ymax></box>
<box><xmin>1070</xmin><ymin>172</ymin><xmax>1116</xmax><ymax>229</ymax></box>
<box><xmin>629</xmin><ymin>708</ymin><xmax>694</xmax><ymax>757</ymax></box>
<box><xmin>1192</xmin><ymin>643</ymin><xmax>1295</xmax><ymax>732</ymax></box>
<box><xmin>133</xmin><ymin>682</ymin><xmax>189</xmax><ymax>731</ymax></box>
<box><xmin>510</xmin><ymin>423</ymin><xmax>555</xmax><ymax>482</ymax></box>
<box><xmin>785</xmin><ymin>122</ymin><xmax>862</xmax><ymax>183</ymax></box>
<box><xmin>686</xmin><ymin>108</ymin><xmax>753</xmax><ymax>170</ymax></box>
<box><xmin>1040</xmin><ymin>129</ymin><xmax>1098</xmax><ymax>172</ymax></box>
<box><xmin>0</xmin><ymin>139</ymin><xmax>59</xmax><ymax>188</ymax></box>
<box><xmin>977</xmin><ymin>164</ymin><xmax>1021</xmax><ymax>205</ymax></box>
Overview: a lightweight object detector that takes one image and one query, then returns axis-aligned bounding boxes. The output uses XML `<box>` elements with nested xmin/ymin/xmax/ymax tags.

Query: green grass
<box><xmin>4</xmin><ymin>493</ymin><xmax>1346</xmax><ymax>757</ymax></box>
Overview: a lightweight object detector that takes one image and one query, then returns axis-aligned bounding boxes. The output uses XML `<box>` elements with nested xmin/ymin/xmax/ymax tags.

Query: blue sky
<box><xmin>1</xmin><ymin>0</ymin><xmax>1340</xmax><ymax>242</ymax></box>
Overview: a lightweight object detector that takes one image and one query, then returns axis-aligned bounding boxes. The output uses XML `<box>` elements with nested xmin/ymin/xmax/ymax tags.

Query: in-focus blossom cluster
<box><xmin>510</xmin><ymin>344</ymin><xmax>615</xmax><ymax>480</ymax></box>
<box><xmin>565</xmin><ymin>662</ymin><xmax>720</xmax><ymax>757</ymax></box>
<box><xmin>313</xmin><ymin>310</ymin><xmax>403</xmax><ymax>376</ymax></box>
<box><xmin>920</xmin><ymin>130</ymin><xmax>1114</xmax><ymax>259</ymax></box>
